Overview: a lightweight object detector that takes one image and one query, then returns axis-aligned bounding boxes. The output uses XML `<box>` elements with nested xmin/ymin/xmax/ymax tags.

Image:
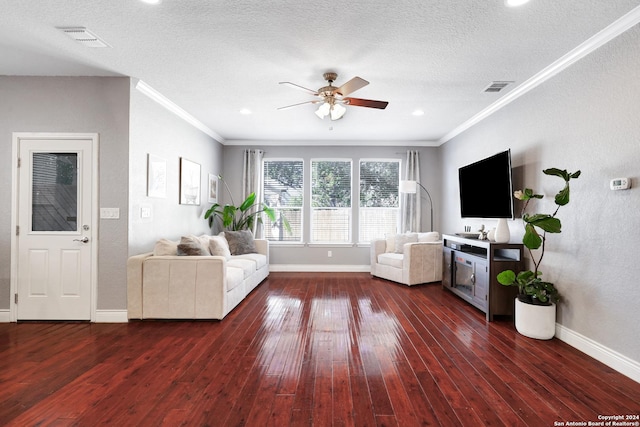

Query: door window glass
<box><xmin>32</xmin><ymin>153</ymin><xmax>78</xmax><ymax>232</ymax></box>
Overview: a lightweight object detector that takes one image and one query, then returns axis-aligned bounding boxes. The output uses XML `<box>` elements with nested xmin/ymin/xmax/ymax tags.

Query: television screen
<box><xmin>458</xmin><ymin>150</ymin><xmax>514</xmax><ymax>219</ymax></box>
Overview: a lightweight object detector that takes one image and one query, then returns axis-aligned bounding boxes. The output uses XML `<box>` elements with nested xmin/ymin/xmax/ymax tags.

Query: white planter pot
<box><xmin>514</xmin><ymin>298</ymin><xmax>556</xmax><ymax>340</ymax></box>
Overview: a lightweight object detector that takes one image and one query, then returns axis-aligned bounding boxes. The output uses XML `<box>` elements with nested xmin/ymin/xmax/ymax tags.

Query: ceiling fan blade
<box><xmin>344</xmin><ymin>97</ymin><xmax>389</xmax><ymax>109</ymax></box>
<box><xmin>334</xmin><ymin>77</ymin><xmax>369</xmax><ymax>96</ymax></box>
<box><xmin>279</xmin><ymin>81</ymin><xmax>319</xmax><ymax>96</ymax></box>
<box><xmin>277</xmin><ymin>100</ymin><xmax>322</xmax><ymax>110</ymax></box>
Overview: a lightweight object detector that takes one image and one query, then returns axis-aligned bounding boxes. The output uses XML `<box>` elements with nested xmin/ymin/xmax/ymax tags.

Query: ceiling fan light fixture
<box><xmin>330</xmin><ymin>103</ymin><xmax>346</xmax><ymax>121</ymax></box>
<box><xmin>316</xmin><ymin>102</ymin><xmax>331</xmax><ymax>119</ymax></box>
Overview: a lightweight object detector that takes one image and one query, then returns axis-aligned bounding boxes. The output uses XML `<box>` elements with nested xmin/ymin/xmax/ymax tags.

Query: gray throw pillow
<box><xmin>176</xmin><ymin>236</ymin><xmax>208</xmax><ymax>256</ymax></box>
<box><xmin>224</xmin><ymin>230</ymin><xmax>257</xmax><ymax>255</ymax></box>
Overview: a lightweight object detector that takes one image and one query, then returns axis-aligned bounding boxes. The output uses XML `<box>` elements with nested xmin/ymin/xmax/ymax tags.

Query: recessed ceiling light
<box><xmin>239</xmin><ymin>108</ymin><xmax>252</xmax><ymax>115</ymax></box>
<box><xmin>412</xmin><ymin>109</ymin><xmax>425</xmax><ymax>116</ymax></box>
<box><xmin>505</xmin><ymin>0</ymin><xmax>530</xmax><ymax>7</ymax></box>
<box><xmin>140</xmin><ymin>0</ymin><xmax>162</xmax><ymax>4</ymax></box>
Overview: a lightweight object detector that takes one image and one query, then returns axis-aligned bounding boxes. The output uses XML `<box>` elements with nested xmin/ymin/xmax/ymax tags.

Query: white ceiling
<box><xmin>1</xmin><ymin>0</ymin><xmax>639</xmax><ymax>145</ymax></box>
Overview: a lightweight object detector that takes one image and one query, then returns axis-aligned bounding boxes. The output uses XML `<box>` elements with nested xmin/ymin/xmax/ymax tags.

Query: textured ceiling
<box><xmin>1</xmin><ymin>0</ymin><xmax>639</xmax><ymax>144</ymax></box>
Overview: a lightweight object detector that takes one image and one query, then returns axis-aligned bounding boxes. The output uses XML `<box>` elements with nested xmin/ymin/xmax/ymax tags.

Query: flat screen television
<box><xmin>458</xmin><ymin>149</ymin><xmax>514</xmax><ymax>219</ymax></box>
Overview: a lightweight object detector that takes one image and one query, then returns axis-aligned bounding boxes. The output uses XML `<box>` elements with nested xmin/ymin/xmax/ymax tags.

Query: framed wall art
<box><xmin>207</xmin><ymin>174</ymin><xmax>218</xmax><ymax>203</ymax></box>
<box><xmin>147</xmin><ymin>154</ymin><xmax>167</xmax><ymax>198</ymax></box>
<box><xmin>179</xmin><ymin>158</ymin><xmax>201</xmax><ymax>205</ymax></box>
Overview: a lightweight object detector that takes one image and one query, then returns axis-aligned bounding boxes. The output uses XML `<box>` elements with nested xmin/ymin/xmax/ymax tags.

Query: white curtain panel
<box><xmin>242</xmin><ymin>149</ymin><xmax>264</xmax><ymax>236</ymax></box>
<box><xmin>400</xmin><ymin>150</ymin><xmax>421</xmax><ymax>233</ymax></box>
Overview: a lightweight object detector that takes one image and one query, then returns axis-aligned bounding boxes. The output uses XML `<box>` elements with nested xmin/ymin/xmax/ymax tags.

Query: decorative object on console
<box><xmin>494</xmin><ymin>218</ymin><xmax>510</xmax><ymax>243</ymax></box>
<box><xmin>399</xmin><ymin>180</ymin><xmax>434</xmax><ymax>231</ymax></box>
<box><xmin>497</xmin><ymin>167</ymin><xmax>581</xmax><ymax>339</ymax></box>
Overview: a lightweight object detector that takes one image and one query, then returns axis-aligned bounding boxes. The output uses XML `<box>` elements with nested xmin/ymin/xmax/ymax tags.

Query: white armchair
<box><xmin>370</xmin><ymin>232</ymin><xmax>443</xmax><ymax>286</ymax></box>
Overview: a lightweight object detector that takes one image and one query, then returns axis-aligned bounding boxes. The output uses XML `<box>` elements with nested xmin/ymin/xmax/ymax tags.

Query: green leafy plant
<box><xmin>204</xmin><ymin>192</ymin><xmax>276</xmax><ymax>231</ymax></box>
<box><xmin>497</xmin><ymin>168</ymin><xmax>581</xmax><ymax>305</ymax></box>
<box><xmin>204</xmin><ymin>176</ymin><xmax>291</xmax><ymax>233</ymax></box>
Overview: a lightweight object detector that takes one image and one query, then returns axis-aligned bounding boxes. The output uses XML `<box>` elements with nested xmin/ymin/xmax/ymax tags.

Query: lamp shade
<box><xmin>330</xmin><ymin>103</ymin><xmax>346</xmax><ymax>120</ymax></box>
<box><xmin>315</xmin><ymin>102</ymin><xmax>330</xmax><ymax>119</ymax></box>
<box><xmin>399</xmin><ymin>180</ymin><xmax>418</xmax><ymax>194</ymax></box>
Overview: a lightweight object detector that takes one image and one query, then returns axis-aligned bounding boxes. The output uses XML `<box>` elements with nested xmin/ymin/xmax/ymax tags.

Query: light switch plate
<box><xmin>100</xmin><ymin>207</ymin><xmax>120</xmax><ymax>219</ymax></box>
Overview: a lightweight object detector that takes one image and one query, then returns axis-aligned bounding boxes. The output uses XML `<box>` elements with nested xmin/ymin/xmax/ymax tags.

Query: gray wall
<box><xmin>439</xmin><ymin>25</ymin><xmax>640</xmax><ymax>362</ymax></box>
<box><xmin>128</xmin><ymin>83</ymin><xmax>223</xmax><ymax>256</ymax></box>
<box><xmin>222</xmin><ymin>145</ymin><xmax>441</xmax><ymax>267</ymax></box>
<box><xmin>0</xmin><ymin>76</ymin><xmax>130</xmax><ymax>310</ymax></box>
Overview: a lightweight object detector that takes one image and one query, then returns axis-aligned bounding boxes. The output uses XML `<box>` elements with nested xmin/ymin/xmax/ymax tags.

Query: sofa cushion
<box><xmin>177</xmin><ymin>236</ymin><xmax>208</xmax><ymax>256</ymax></box>
<box><xmin>225</xmin><ymin>230</ymin><xmax>257</xmax><ymax>255</ymax></box>
<box><xmin>227</xmin><ymin>258</ymin><xmax>257</xmax><ymax>279</ymax></box>
<box><xmin>394</xmin><ymin>233</ymin><xmax>418</xmax><ymax>253</ymax></box>
<box><xmin>209</xmin><ymin>235</ymin><xmax>232</xmax><ymax>259</ymax></box>
<box><xmin>235</xmin><ymin>253</ymin><xmax>267</xmax><ymax>270</ymax></box>
<box><xmin>153</xmin><ymin>239</ymin><xmax>178</xmax><ymax>256</ymax></box>
<box><xmin>226</xmin><ymin>266</ymin><xmax>245</xmax><ymax>291</ymax></box>
<box><xmin>418</xmin><ymin>231</ymin><xmax>440</xmax><ymax>242</ymax></box>
<box><xmin>378</xmin><ymin>252</ymin><xmax>404</xmax><ymax>268</ymax></box>
<box><xmin>385</xmin><ymin>234</ymin><xmax>396</xmax><ymax>253</ymax></box>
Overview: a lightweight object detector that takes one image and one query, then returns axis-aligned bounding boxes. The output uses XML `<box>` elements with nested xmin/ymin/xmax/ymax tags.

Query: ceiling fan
<box><xmin>278</xmin><ymin>72</ymin><xmax>389</xmax><ymax>121</ymax></box>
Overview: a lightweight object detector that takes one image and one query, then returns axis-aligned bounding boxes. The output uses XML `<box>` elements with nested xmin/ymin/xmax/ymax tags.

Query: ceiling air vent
<box><xmin>58</xmin><ymin>27</ymin><xmax>110</xmax><ymax>48</ymax></box>
<box><xmin>483</xmin><ymin>81</ymin><xmax>514</xmax><ymax>93</ymax></box>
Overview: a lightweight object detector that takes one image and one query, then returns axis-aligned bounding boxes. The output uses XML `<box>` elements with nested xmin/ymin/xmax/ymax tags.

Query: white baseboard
<box><xmin>270</xmin><ymin>264</ymin><xmax>371</xmax><ymax>273</ymax></box>
<box><xmin>0</xmin><ymin>309</ymin><xmax>128</xmax><ymax>323</ymax></box>
<box><xmin>556</xmin><ymin>323</ymin><xmax>640</xmax><ymax>383</ymax></box>
<box><xmin>95</xmin><ymin>310</ymin><xmax>129</xmax><ymax>323</ymax></box>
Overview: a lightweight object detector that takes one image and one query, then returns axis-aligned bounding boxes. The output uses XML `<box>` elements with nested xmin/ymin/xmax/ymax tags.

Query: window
<box><xmin>311</xmin><ymin>160</ymin><xmax>352</xmax><ymax>243</ymax></box>
<box><xmin>262</xmin><ymin>159</ymin><xmax>303</xmax><ymax>242</ymax></box>
<box><xmin>359</xmin><ymin>160</ymin><xmax>400</xmax><ymax>242</ymax></box>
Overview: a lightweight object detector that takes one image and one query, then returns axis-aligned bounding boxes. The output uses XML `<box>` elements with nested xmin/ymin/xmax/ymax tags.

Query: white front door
<box><xmin>14</xmin><ymin>135</ymin><xmax>96</xmax><ymax>320</ymax></box>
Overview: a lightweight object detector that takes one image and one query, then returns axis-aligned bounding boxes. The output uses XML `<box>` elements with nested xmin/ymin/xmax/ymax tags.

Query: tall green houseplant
<box><xmin>497</xmin><ymin>168</ymin><xmax>581</xmax><ymax>305</ymax></box>
<box><xmin>205</xmin><ymin>192</ymin><xmax>277</xmax><ymax>232</ymax></box>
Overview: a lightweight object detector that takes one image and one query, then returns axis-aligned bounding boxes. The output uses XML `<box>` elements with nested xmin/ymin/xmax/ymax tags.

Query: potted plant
<box><xmin>497</xmin><ymin>167</ymin><xmax>581</xmax><ymax>339</ymax></box>
<box><xmin>204</xmin><ymin>176</ymin><xmax>291</xmax><ymax>233</ymax></box>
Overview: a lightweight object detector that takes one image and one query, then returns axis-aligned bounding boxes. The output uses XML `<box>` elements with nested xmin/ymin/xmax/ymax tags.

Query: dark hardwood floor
<box><xmin>1</xmin><ymin>272</ymin><xmax>638</xmax><ymax>426</ymax></box>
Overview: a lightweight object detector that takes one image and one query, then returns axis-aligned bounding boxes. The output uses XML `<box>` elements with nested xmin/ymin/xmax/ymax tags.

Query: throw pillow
<box><xmin>177</xmin><ymin>236</ymin><xmax>208</xmax><ymax>256</ymax></box>
<box><xmin>418</xmin><ymin>231</ymin><xmax>440</xmax><ymax>242</ymax></box>
<box><xmin>394</xmin><ymin>233</ymin><xmax>418</xmax><ymax>253</ymax></box>
<box><xmin>224</xmin><ymin>230</ymin><xmax>257</xmax><ymax>255</ymax></box>
<box><xmin>153</xmin><ymin>239</ymin><xmax>178</xmax><ymax>256</ymax></box>
<box><xmin>197</xmin><ymin>234</ymin><xmax>213</xmax><ymax>255</ymax></box>
<box><xmin>385</xmin><ymin>234</ymin><xmax>396</xmax><ymax>253</ymax></box>
<box><xmin>209</xmin><ymin>235</ymin><xmax>232</xmax><ymax>259</ymax></box>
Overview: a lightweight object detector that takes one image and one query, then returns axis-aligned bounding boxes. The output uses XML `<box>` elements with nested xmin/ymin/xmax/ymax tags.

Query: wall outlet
<box><xmin>327</xmin><ymin>250</ymin><xmax>332</xmax><ymax>258</ymax></box>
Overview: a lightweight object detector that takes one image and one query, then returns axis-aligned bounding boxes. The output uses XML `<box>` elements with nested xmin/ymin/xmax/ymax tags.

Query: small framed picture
<box><xmin>179</xmin><ymin>158</ymin><xmax>201</xmax><ymax>205</ymax></box>
<box><xmin>147</xmin><ymin>154</ymin><xmax>167</xmax><ymax>198</ymax></box>
<box><xmin>208</xmin><ymin>174</ymin><xmax>218</xmax><ymax>203</ymax></box>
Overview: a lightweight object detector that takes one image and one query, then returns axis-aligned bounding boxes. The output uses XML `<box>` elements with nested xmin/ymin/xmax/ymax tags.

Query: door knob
<box><xmin>73</xmin><ymin>237</ymin><xmax>89</xmax><ymax>243</ymax></box>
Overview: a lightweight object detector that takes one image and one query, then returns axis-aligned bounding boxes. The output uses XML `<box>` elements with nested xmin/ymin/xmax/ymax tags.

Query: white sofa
<box><xmin>127</xmin><ymin>234</ymin><xmax>269</xmax><ymax>320</ymax></box>
<box><xmin>370</xmin><ymin>232</ymin><xmax>443</xmax><ymax>286</ymax></box>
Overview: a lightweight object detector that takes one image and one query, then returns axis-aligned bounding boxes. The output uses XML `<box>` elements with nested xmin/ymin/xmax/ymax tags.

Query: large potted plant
<box><xmin>497</xmin><ymin>167</ymin><xmax>581</xmax><ymax>339</ymax></box>
<box><xmin>204</xmin><ymin>176</ymin><xmax>290</xmax><ymax>233</ymax></box>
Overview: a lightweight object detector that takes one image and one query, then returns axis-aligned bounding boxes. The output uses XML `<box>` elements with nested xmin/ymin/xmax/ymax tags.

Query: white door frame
<box><xmin>10</xmin><ymin>132</ymin><xmax>99</xmax><ymax>322</ymax></box>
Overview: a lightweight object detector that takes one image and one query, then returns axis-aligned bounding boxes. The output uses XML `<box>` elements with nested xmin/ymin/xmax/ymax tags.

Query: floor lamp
<box><xmin>399</xmin><ymin>180</ymin><xmax>434</xmax><ymax>232</ymax></box>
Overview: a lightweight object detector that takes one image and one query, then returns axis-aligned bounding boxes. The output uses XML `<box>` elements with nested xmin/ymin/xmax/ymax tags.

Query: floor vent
<box><xmin>483</xmin><ymin>81</ymin><xmax>514</xmax><ymax>93</ymax></box>
<box><xmin>58</xmin><ymin>27</ymin><xmax>110</xmax><ymax>48</ymax></box>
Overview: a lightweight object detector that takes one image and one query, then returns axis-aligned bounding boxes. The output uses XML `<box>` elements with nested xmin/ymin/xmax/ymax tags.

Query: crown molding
<box><xmin>134</xmin><ymin>80</ymin><xmax>225</xmax><ymax>143</ymax></box>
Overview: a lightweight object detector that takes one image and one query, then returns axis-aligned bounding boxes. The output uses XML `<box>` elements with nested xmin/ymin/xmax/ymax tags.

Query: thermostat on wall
<box><xmin>610</xmin><ymin>177</ymin><xmax>630</xmax><ymax>191</ymax></box>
